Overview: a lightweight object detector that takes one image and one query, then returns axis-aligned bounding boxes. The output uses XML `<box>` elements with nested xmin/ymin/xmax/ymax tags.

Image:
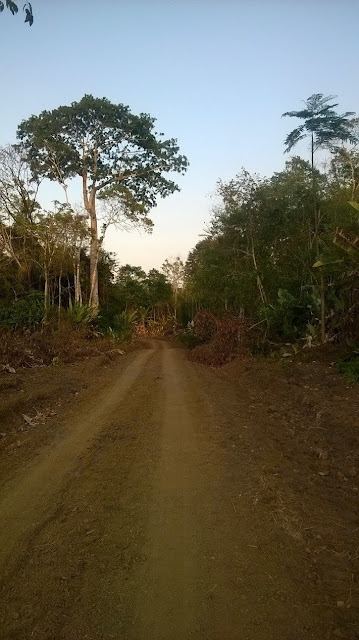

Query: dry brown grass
<box><xmin>0</xmin><ymin>327</ymin><xmax>119</xmax><ymax>369</ymax></box>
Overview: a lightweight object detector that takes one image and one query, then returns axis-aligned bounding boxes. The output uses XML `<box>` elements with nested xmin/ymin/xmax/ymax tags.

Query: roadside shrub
<box><xmin>177</xmin><ymin>311</ymin><xmax>217</xmax><ymax>350</ymax></box>
<box><xmin>95</xmin><ymin>304</ymin><xmax>118</xmax><ymax>333</ymax></box>
<box><xmin>67</xmin><ymin>304</ymin><xmax>94</xmax><ymax>327</ymax></box>
<box><xmin>177</xmin><ymin>319</ymin><xmax>197</xmax><ymax>349</ymax></box>
<box><xmin>177</xmin><ymin>331</ymin><xmax>198</xmax><ymax>349</ymax></box>
<box><xmin>98</xmin><ymin>310</ymin><xmax>137</xmax><ymax>341</ymax></box>
<box><xmin>260</xmin><ymin>289</ymin><xmax>314</xmax><ymax>342</ymax></box>
<box><xmin>337</xmin><ymin>352</ymin><xmax>359</xmax><ymax>382</ymax></box>
<box><xmin>192</xmin><ymin>310</ymin><xmax>217</xmax><ymax>343</ymax></box>
<box><xmin>134</xmin><ymin>312</ymin><xmax>173</xmax><ymax>338</ymax></box>
<box><xmin>189</xmin><ymin>314</ymin><xmax>248</xmax><ymax>367</ymax></box>
<box><xmin>0</xmin><ymin>291</ymin><xmax>44</xmax><ymax>330</ymax></box>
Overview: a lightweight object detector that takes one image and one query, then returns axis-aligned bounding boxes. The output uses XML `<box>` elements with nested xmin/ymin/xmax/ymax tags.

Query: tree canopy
<box><xmin>282</xmin><ymin>94</ymin><xmax>356</xmax><ymax>166</ymax></box>
<box><xmin>185</xmin><ymin>147</ymin><xmax>359</xmax><ymax>344</ymax></box>
<box><xmin>18</xmin><ymin>94</ymin><xmax>188</xmax><ymax>308</ymax></box>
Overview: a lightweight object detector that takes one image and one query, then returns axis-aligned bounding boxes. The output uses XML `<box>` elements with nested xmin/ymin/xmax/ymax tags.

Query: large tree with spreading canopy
<box><xmin>18</xmin><ymin>95</ymin><xmax>188</xmax><ymax>308</ymax></box>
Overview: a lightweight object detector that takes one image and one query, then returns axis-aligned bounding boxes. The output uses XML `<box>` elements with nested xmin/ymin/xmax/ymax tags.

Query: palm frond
<box><xmin>306</xmin><ymin>94</ymin><xmax>338</xmax><ymax>112</ymax></box>
<box><xmin>334</xmin><ymin>229</ymin><xmax>359</xmax><ymax>255</ymax></box>
<box><xmin>283</xmin><ymin>125</ymin><xmax>306</xmax><ymax>153</ymax></box>
<box><xmin>282</xmin><ymin>109</ymin><xmax>312</xmax><ymax>119</ymax></box>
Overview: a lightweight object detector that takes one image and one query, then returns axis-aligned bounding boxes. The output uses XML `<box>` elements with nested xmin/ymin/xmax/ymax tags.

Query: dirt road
<box><xmin>0</xmin><ymin>340</ymin><xmax>358</xmax><ymax>639</ymax></box>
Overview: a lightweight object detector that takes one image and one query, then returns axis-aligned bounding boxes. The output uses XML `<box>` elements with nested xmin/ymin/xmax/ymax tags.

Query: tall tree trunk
<box><xmin>311</xmin><ymin>132</ymin><xmax>314</xmax><ymax>171</ymax></box>
<box><xmin>311</xmin><ymin>137</ymin><xmax>326</xmax><ymax>344</ymax></box>
<box><xmin>83</xmin><ymin>167</ymin><xmax>99</xmax><ymax>310</ymax></box>
<box><xmin>174</xmin><ymin>286</ymin><xmax>178</xmax><ymax>321</ymax></box>
<box><xmin>67</xmin><ymin>276</ymin><xmax>72</xmax><ymax>310</ymax></box>
<box><xmin>320</xmin><ymin>272</ymin><xmax>326</xmax><ymax>344</ymax></box>
<box><xmin>251</xmin><ymin>242</ymin><xmax>267</xmax><ymax>306</ymax></box>
<box><xmin>315</xmin><ymin>210</ymin><xmax>326</xmax><ymax>345</ymax></box>
<box><xmin>88</xmin><ymin>205</ymin><xmax>99</xmax><ymax>309</ymax></box>
<box><xmin>58</xmin><ymin>273</ymin><xmax>62</xmax><ymax>326</ymax></box>
<box><xmin>78</xmin><ymin>267</ymin><xmax>83</xmax><ymax>306</ymax></box>
<box><xmin>44</xmin><ymin>270</ymin><xmax>49</xmax><ymax>322</ymax></box>
<box><xmin>73</xmin><ymin>263</ymin><xmax>77</xmax><ymax>304</ymax></box>
<box><xmin>74</xmin><ymin>253</ymin><xmax>83</xmax><ymax>305</ymax></box>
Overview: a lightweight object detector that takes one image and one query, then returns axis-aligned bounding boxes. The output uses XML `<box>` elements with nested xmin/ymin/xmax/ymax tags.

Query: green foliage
<box><xmin>184</xmin><ymin>127</ymin><xmax>359</xmax><ymax>347</ymax></box>
<box><xmin>17</xmin><ymin>95</ymin><xmax>188</xmax><ymax>307</ymax></box>
<box><xmin>107</xmin><ymin>310</ymin><xmax>138</xmax><ymax>341</ymax></box>
<box><xmin>98</xmin><ymin>264</ymin><xmax>175</xmax><ymax>339</ymax></box>
<box><xmin>161</xmin><ymin>257</ymin><xmax>184</xmax><ymax>290</ymax></box>
<box><xmin>177</xmin><ymin>329</ymin><xmax>198</xmax><ymax>350</ymax></box>
<box><xmin>67</xmin><ymin>304</ymin><xmax>94</xmax><ymax>327</ymax></box>
<box><xmin>3</xmin><ymin>92</ymin><xmax>359</xmax><ymax>354</ymax></box>
<box><xmin>17</xmin><ymin>94</ymin><xmax>188</xmax><ymax>225</ymax></box>
<box><xmin>260</xmin><ymin>289</ymin><xmax>315</xmax><ymax>341</ymax></box>
<box><xmin>337</xmin><ymin>353</ymin><xmax>359</xmax><ymax>382</ymax></box>
<box><xmin>94</xmin><ymin>304</ymin><xmax>118</xmax><ymax>335</ymax></box>
<box><xmin>0</xmin><ymin>291</ymin><xmax>43</xmax><ymax>330</ymax></box>
<box><xmin>349</xmin><ymin>201</ymin><xmax>359</xmax><ymax>213</ymax></box>
<box><xmin>177</xmin><ymin>311</ymin><xmax>221</xmax><ymax>350</ymax></box>
<box><xmin>332</xmin><ymin>202</ymin><xmax>359</xmax><ymax>258</ymax></box>
<box><xmin>185</xmin><ymin>160</ymin><xmax>318</xmax><ymax>320</ymax></box>
<box><xmin>113</xmin><ymin>264</ymin><xmax>172</xmax><ymax>315</ymax></box>
<box><xmin>282</xmin><ymin>94</ymin><xmax>355</xmax><ymax>157</ymax></box>
<box><xmin>147</xmin><ymin>269</ymin><xmax>172</xmax><ymax>306</ymax></box>
<box><xmin>0</xmin><ymin>1</ymin><xmax>33</xmax><ymax>25</ymax></box>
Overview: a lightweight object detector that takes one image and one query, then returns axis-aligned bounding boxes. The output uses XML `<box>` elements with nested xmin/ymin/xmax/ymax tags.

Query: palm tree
<box><xmin>282</xmin><ymin>93</ymin><xmax>355</xmax><ymax>169</ymax></box>
<box><xmin>282</xmin><ymin>94</ymin><xmax>355</xmax><ymax>344</ymax></box>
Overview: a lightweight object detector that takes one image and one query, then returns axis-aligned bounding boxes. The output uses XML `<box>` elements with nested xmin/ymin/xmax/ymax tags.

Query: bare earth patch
<box><xmin>0</xmin><ymin>340</ymin><xmax>358</xmax><ymax>639</ymax></box>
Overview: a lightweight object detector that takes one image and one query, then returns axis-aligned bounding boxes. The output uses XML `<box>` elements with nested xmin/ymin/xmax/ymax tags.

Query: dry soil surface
<box><xmin>0</xmin><ymin>340</ymin><xmax>358</xmax><ymax>640</ymax></box>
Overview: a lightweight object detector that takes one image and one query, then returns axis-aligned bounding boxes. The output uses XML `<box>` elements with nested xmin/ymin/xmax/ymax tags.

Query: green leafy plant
<box><xmin>177</xmin><ymin>321</ymin><xmax>198</xmax><ymax>349</ymax></box>
<box><xmin>260</xmin><ymin>289</ymin><xmax>315</xmax><ymax>342</ymax></box>
<box><xmin>0</xmin><ymin>291</ymin><xmax>44</xmax><ymax>330</ymax></box>
<box><xmin>100</xmin><ymin>310</ymin><xmax>138</xmax><ymax>341</ymax></box>
<box><xmin>337</xmin><ymin>352</ymin><xmax>359</xmax><ymax>382</ymax></box>
<box><xmin>67</xmin><ymin>304</ymin><xmax>94</xmax><ymax>327</ymax></box>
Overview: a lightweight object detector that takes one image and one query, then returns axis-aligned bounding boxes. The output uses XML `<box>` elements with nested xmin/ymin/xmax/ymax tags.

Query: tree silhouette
<box><xmin>283</xmin><ymin>93</ymin><xmax>355</xmax><ymax>168</ymax></box>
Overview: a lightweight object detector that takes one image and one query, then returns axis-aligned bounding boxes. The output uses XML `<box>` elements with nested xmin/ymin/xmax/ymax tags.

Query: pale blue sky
<box><xmin>1</xmin><ymin>0</ymin><xmax>358</xmax><ymax>269</ymax></box>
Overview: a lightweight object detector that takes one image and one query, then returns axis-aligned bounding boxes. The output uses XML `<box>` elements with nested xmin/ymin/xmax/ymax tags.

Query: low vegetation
<box><xmin>336</xmin><ymin>352</ymin><xmax>359</xmax><ymax>382</ymax></box>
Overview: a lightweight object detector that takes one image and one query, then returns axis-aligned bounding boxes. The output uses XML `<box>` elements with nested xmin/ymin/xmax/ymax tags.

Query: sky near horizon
<box><xmin>1</xmin><ymin>0</ymin><xmax>358</xmax><ymax>271</ymax></box>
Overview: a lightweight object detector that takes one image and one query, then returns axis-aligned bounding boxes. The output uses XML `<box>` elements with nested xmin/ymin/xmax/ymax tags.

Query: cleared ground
<box><xmin>0</xmin><ymin>340</ymin><xmax>358</xmax><ymax>639</ymax></box>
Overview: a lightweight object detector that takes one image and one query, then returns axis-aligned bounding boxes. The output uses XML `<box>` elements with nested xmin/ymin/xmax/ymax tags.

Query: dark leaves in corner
<box><xmin>0</xmin><ymin>1</ymin><xmax>33</xmax><ymax>25</ymax></box>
